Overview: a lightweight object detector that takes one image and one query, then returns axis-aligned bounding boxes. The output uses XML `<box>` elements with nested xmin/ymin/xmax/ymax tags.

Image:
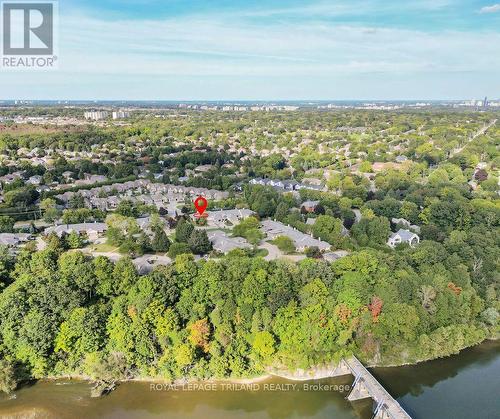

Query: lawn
<box><xmin>91</xmin><ymin>242</ymin><xmax>120</xmax><ymax>253</ymax></box>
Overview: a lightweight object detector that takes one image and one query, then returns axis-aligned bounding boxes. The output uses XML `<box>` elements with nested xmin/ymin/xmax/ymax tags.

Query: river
<box><xmin>0</xmin><ymin>340</ymin><xmax>498</xmax><ymax>419</ymax></box>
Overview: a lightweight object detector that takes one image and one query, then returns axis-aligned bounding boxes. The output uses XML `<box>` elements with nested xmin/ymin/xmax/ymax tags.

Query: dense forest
<box><xmin>0</xmin><ymin>227</ymin><xmax>497</xmax><ymax>393</ymax></box>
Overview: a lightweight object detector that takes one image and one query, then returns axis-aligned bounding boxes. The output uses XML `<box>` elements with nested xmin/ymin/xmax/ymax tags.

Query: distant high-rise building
<box><xmin>84</xmin><ymin>111</ymin><xmax>109</xmax><ymax>120</ymax></box>
<box><xmin>112</xmin><ymin>110</ymin><xmax>130</xmax><ymax>119</ymax></box>
<box><xmin>483</xmin><ymin>97</ymin><xmax>488</xmax><ymax>109</ymax></box>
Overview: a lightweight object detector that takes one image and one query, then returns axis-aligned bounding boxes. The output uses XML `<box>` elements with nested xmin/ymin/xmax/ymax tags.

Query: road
<box><xmin>450</xmin><ymin>119</ymin><xmax>497</xmax><ymax>157</ymax></box>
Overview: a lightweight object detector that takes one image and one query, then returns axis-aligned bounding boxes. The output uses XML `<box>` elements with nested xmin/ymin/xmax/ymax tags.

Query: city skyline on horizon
<box><xmin>1</xmin><ymin>98</ymin><xmax>497</xmax><ymax>104</ymax></box>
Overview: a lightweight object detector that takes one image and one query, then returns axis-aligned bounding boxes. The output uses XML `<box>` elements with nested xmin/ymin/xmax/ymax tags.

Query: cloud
<box><xmin>235</xmin><ymin>0</ymin><xmax>452</xmax><ymax>19</ymax></box>
<box><xmin>52</xmin><ymin>12</ymin><xmax>500</xmax><ymax>79</ymax></box>
<box><xmin>479</xmin><ymin>4</ymin><xmax>500</xmax><ymax>13</ymax></box>
<box><xmin>1</xmin><ymin>2</ymin><xmax>499</xmax><ymax>99</ymax></box>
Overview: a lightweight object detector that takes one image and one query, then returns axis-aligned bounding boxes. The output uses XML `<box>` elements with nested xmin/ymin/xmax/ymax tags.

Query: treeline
<box><xmin>0</xmin><ymin>232</ymin><xmax>497</xmax><ymax>393</ymax></box>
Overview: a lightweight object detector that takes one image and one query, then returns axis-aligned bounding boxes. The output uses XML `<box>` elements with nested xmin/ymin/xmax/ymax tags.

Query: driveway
<box><xmin>259</xmin><ymin>241</ymin><xmax>306</xmax><ymax>263</ymax></box>
<box><xmin>260</xmin><ymin>241</ymin><xmax>283</xmax><ymax>261</ymax></box>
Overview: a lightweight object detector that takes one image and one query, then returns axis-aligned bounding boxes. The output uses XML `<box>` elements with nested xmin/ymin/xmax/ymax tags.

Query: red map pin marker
<box><xmin>194</xmin><ymin>196</ymin><xmax>208</xmax><ymax>217</ymax></box>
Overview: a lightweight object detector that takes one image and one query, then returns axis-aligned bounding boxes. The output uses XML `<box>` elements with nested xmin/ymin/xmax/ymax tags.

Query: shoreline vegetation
<box><xmin>0</xmin><ymin>247</ymin><xmax>498</xmax><ymax>398</ymax></box>
<box><xmin>32</xmin><ymin>337</ymin><xmax>497</xmax><ymax>398</ymax></box>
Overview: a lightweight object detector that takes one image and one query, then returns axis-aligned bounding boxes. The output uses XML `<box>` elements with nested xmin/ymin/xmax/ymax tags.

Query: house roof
<box><xmin>0</xmin><ymin>233</ymin><xmax>31</xmax><ymax>247</ymax></box>
<box><xmin>207</xmin><ymin>209</ymin><xmax>254</xmax><ymax>222</ymax></box>
<box><xmin>45</xmin><ymin>223</ymin><xmax>107</xmax><ymax>237</ymax></box>
<box><xmin>302</xmin><ymin>200</ymin><xmax>320</xmax><ymax>208</ymax></box>
<box><xmin>261</xmin><ymin>220</ymin><xmax>330</xmax><ymax>250</ymax></box>
<box><xmin>207</xmin><ymin>230</ymin><xmax>251</xmax><ymax>253</ymax></box>
<box><xmin>390</xmin><ymin>229</ymin><xmax>418</xmax><ymax>242</ymax></box>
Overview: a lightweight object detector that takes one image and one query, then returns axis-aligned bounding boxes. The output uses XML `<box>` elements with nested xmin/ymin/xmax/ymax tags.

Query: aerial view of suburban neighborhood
<box><xmin>0</xmin><ymin>0</ymin><xmax>499</xmax><ymax>418</ymax></box>
<box><xmin>0</xmin><ymin>100</ymin><xmax>498</xmax><ymax>418</ymax></box>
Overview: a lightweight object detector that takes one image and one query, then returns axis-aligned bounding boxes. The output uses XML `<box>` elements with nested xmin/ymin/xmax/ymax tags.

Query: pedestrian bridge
<box><xmin>271</xmin><ymin>355</ymin><xmax>412</xmax><ymax>419</ymax></box>
<box><xmin>334</xmin><ymin>356</ymin><xmax>412</xmax><ymax>419</ymax></box>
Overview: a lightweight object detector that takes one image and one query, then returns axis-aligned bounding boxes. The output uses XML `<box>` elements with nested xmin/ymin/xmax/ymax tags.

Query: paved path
<box><xmin>260</xmin><ymin>241</ymin><xmax>283</xmax><ymax>261</ymax></box>
<box><xmin>259</xmin><ymin>241</ymin><xmax>307</xmax><ymax>262</ymax></box>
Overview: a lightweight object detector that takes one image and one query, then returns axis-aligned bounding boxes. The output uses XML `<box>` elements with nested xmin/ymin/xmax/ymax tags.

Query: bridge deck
<box><xmin>345</xmin><ymin>356</ymin><xmax>411</xmax><ymax>419</ymax></box>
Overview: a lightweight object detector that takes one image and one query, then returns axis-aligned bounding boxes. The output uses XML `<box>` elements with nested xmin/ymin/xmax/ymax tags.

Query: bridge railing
<box><xmin>345</xmin><ymin>355</ymin><xmax>412</xmax><ymax>419</ymax></box>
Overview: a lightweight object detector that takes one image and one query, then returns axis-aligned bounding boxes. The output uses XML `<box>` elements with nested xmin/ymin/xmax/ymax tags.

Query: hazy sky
<box><xmin>1</xmin><ymin>0</ymin><xmax>499</xmax><ymax>100</ymax></box>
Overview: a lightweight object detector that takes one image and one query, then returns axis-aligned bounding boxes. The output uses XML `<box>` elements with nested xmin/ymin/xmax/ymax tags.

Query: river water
<box><xmin>0</xmin><ymin>340</ymin><xmax>498</xmax><ymax>419</ymax></box>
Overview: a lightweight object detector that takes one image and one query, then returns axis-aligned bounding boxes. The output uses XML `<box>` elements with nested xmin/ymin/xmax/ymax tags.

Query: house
<box><xmin>391</xmin><ymin>218</ymin><xmax>421</xmax><ymax>233</ymax></box>
<box><xmin>323</xmin><ymin>250</ymin><xmax>350</xmax><ymax>262</ymax></box>
<box><xmin>250</xmin><ymin>178</ymin><xmax>268</xmax><ymax>186</ymax></box>
<box><xmin>391</xmin><ymin>217</ymin><xmax>411</xmax><ymax>228</ymax></box>
<box><xmin>206</xmin><ymin>209</ymin><xmax>254</xmax><ymax>227</ymax></box>
<box><xmin>468</xmin><ymin>180</ymin><xmax>479</xmax><ymax>191</ymax></box>
<box><xmin>207</xmin><ymin>230</ymin><xmax>251</xmax><ymax>254</ymax></box>
<box><xmin>132</xmin><ymin>255</ymin><xmax>172</xmax><ymax>275</ymax></box>
<box><xmin>387</xmin><ymin>229</ymin><xmax>420</xmax><ymax>248</ymax></box>
<box><xmin>54</xmin><ymin>180</ymin><xmax>228</xmax><ymax>211</ymax></box>
<box><xmin>195</xmin><ymin>164</ymin><xmax>214</xmax><ymax>173</ymax></box>
<box><xmin>250</xmin><ymin>178</ymin><xmax>324</xmax><ymax>192</ymax></box>
<box><xmin>261</xmin><ymin>220</ymin><xmax>331</xmax><ymax>252</ymax></box>
<box><xmin>0</xmin><ymin>172</ymin><xmax>23</xmax><ymax>185</ymax></box>
<box><xmin>282</xmin><ymin>180</ymin><xmax>299</xmax><ymax>190</ymax></box>
<box><xmin>296</xmin><ymin>183</ymin><xmax>325</xmax><ymax>192</ymax></box>
<box><xmin>44</xmin><ymin>222</ymin><xmax>107</xmax><ymax>241</ymax></box>
<box><xmin>27</xmin><ymin>175</ymin><xmax>42</xmax><ymax>185</ymax></box>
<box><xmin>353</xmin><ymin>209</ymin><xmax>362</xmax><ymax>223</ymax></box>
<box><xmin>474</xmin><ymin>169</ymin><xmax>488</xmax><ymax>181</ymax></box>
<box><xmin>301</xmin><ymin>200</ymin><xmax>320</xmax><ymax>213</ymax></box>
<box><xmin>74</xmin><ymin>174</ymin><xmax>108</xmax><ymax>186</ymax></box>
<box><xmin>36</xmin><ymin>185</ymin><xmax>51</xmax><ymax>194</ymax></box>
<box><xmin>268</xmin><ymin>179</ymin><xmax>285</xmax><ymax>188</ymax></box>
<box><xmin>0</xmin><ymin>233</ymin><xmax>32</xmax><ymax>248</ymax></box>
<box><xmin>87</xmin><ymin>174</ymin><xmax>108</xmax><ymax>183</ymax></box>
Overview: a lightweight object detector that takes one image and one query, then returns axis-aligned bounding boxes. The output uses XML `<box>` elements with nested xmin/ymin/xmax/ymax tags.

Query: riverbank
<box><xmin>38</xmin><ymin>337</ymin><xmax>498</xmax><ymax>392</ymax></box>
<box><xmin>2</xmin><ymin>341</ymin><xmax>499</xmax><ymax>419</ymax></box>
<box><xmin>365</xmin><ymin>336</ymin><xmax>499</xmax><ymax>368</ymax></box>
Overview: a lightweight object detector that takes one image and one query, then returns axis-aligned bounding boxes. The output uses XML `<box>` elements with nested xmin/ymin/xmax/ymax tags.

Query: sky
<box><xmin>1</xmin><ymin>0</ymin><xmax>499</xmax><ymax>100</ymax></box>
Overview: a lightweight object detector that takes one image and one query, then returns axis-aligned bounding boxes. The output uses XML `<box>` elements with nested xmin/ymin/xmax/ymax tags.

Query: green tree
<box><xmin>151</xmin><ymin>227</ymin><xmax>170</xmax><ymax>252</ymax></box>
<box><xmin>0</xmin><ymin>216</ymin><xmax>15</xmax><ymax>233</ymax></box>
<box><xmin>305</xmin><ymin>246</ymin><xmax>322</xmax><ymax>259</ymax></box>
<box><xmin>273</xmin><ymin>236</ymin><xmax>295</xmax><ymax>254</ymax></box>
<box><xmin>69</xmin><ymin>194</ymin><xmax>85</xmax><ymax>209</ymax></box>
<box><xmin>0</xmin><ymin>360</ymin><xmax>17</xmax><ymax>394</ymax></box>
<box><xmin>65</xmin><ymin>231</ymin><xmax>85</xmax><ymax>249</ymax></box>
<box><xmin>168</xmin><ymin>242</ymin><xmax>192</xmax><ymax>258</ymax></box>
<box><xmin>375</xmin><ymin>303</ymin><xmax>420</xmax><ymax>342</ymax></box>
<box><xmin>40</xmin><ymin>198</ymin><xmax>60</xmax><ymax>222</ymax></box>
<box><xmin>274</xmin><ymin>202</ymin><xmax>290</xmax><ymax>221</ymax></box>
<box><xmin>233</xmin><ymin>217</ymin><xmax>261</xmax><ymax>238</ymax></box>
<box><xmin>252</xmin><ymin>331</ymin><xmax>275</xmax><ymax>360</ymax></box>
<box><xmin>116</xmin><ymin>200</ymin><xmax>138</xmax><ymax>218</ymax></box>
<box><xmin>175</xmin><ymin>219</ymin><xmax>194</xmax><ymax>243</ymax></box>
<box><xmin>188</xmin><ymin>230</ymin><xmax>212</xmax><ymax>255</ymax></box>
<box><xmin>112</xmin><ymin>257</ymin><xmax>138</xmax><ymax>295</ymax></box>
<box><xmin>311</xmin><ymin>215</ymin><xmax>344</xmax><ymax>246</ymax></box>
<box><xmin>351</xmin><ymin>216</ymin><xmax>390</xmax><ymax>246</ymax></box>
